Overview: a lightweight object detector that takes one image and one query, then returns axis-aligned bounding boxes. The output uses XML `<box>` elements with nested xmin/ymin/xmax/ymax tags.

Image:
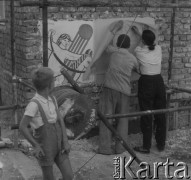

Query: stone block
<box><xmin>181</xmin><ymin>18</ymin><xmax>191</xmax><ymax>24</ymax></box>
<box><xmin>96</xmin><ymin>7</ymin><xmax>110</xmax><ymax>12</ymax></box>
<box><xmin>187</xmin><ymin>35</ymin><xmax>191</xmax><ymax>42</ymax></box>
<box><xmin>171</xmin><ymin>74</ymin><xmax>184</xmax><ymax>80</ymax></box>
<box><xmin>180</xmin><ymin>35</ymin><xmax>187</xmax><ymax>41</ymax></box>
<box><xmin>164</xmin><ymin>34</ymin><xmax>171</xmax><ymax>41</ymax></box>
<box><xmin>78</xmin><ymin>7</ymin><xmax>95</xmax><ymax>12</ymax></box>
<box><xmin>172</xmin><ymin>62</ymin><xmax>184</xmax><ymax>69</ymax></box>
<box><xmin>175</xmin><ymin>47</ymin><xmax>183</xmax><ymax>53</ymax></box>
<box><xmin>48</xmin><ymin>7</ymin><xmax>59</xmax><ymax>13</ymax></box>
<box><xmin>129</xmin><ymin>7</ymin><xmax>145</xmax><ymax>12</ymax></box>
<box><xmin>185</xmin><ymin>63</ymin><xmax>191</xmax><ymax>68</ymax></box>
<box><xmin>176</xmin><ymin>93</ymin><xmax>183</xmax><ymax>99</ymax></box>
<box><xmin>60</xmin><ymin>7</ymin><xmax>76</xmax><ymax>12</ymax></box>
<box><xmin>184</xmin><ymin>24</ymin><xmax>190</xmax><ymax>30</ymax></box>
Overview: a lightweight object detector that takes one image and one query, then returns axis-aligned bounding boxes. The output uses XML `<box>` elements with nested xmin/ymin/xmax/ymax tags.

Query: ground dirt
<box><xmin>0</xmin><ymin>126</ymin><xmax>191</xmax><ymax>180</ymax></box>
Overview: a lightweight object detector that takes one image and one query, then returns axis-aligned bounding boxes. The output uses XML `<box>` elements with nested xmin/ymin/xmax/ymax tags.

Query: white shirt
<box><xmin>24</xmin><ymin>93</ymin><xmax>57</xmax><ymax>129</ymax></box>
<box><xmin>135</xmin><ymin>45</ymin><xmax>162</xmax><ymax>75</ymax></box>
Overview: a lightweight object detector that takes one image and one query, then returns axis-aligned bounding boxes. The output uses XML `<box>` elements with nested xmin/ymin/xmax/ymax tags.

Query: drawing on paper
<box><xmin>38</xmin><ymin>17</ymin><xmax>159</xmax><ymax>86</ymax></box>
<box><xmin>45</xmin><ymin>21</ymin><xmax>94</xmax><ymax>86</ymax></box>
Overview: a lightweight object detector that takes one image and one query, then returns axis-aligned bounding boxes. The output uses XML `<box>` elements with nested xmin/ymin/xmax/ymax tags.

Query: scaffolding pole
<box><xmin>42</xmin><ymin>0</ymin><xmax>48</xmax><ymax>67</ymax></box>
<box><xmin>0</xmin><ymin>19</ymin><xmax>8</xmax><ymax>23</ymax></box>
<box><xmin>103</xmin><ymin>106</ymin><xmax>191</xmax><ymax>119</ymax></box>
<box><xmin>166</xmin><ymin>3</ymin><xmax>176</xmax><ymax>137</ymax></box>
<box><xmin>10</xmin><ymin>0</ymin><xmax>19</xmax><ymax>147</ymax></box>
<box><xmin>167</xmin><ymin>85</ymin><xmax>191</xmax><ymax>94</ymax></box>
<box><xmin>20</xmin><ymin>1</ymin><xmax>191</xmax><ymax>8</ymax></box>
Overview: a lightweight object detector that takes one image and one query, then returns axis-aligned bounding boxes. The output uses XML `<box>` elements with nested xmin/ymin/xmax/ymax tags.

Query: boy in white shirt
<box><xmin>19</xmin><ymin>67</ymin><xmax>74</xmax><ymax>180</ymax></box>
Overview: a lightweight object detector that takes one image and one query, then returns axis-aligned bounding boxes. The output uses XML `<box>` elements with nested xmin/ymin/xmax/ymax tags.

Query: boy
<box><xmin>19</xmin><ymin>67</ymin><xmax>74</xmax><ymax>180</ymax></box>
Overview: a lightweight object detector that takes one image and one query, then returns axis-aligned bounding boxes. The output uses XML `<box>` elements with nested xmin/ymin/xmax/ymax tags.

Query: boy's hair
<box><xmin>116</xmin><ymin>34</ymin><xmax>130</xmax><ymax>49</ymax></box>
<box><xmin>32</xmin><ymin>67</ymin><xmax>54</xmax><ymax>91</ymax></box>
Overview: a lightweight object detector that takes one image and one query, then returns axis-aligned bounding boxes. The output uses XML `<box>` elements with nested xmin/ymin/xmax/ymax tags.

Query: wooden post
<box><xmin>11</xmin><ymin>0</ymin><xmax>19</xmax><ymax>148</ymax></box>
<box><xmin>0</xmin><ymin>127</ymin><xmax>2</xmax><ymax>141</ymax></box>
<box><xmin>12</xmin><ymin>77</ymin><xmax>18</xmax><ymax>148</ymax></box>
<box><xmin>174</xmin><ymin>103</ymin><xmax>179</xmax><ymax>129</ymax></box>
<box><xmin>20</xmin><ymin>1</ymin><xmax>191</xmax><ymax>8</ymax></box>
<box><xmin>42</xmin><ymin>0</ymin><xmax>48</xmax><ymax>67</ymax></box>
<box><xmin>166</xmin><ymin>6</ymin><xmax>176</xmax><ymax>136</ymax></box>
<box><xmin>167</xmin><ymin>85</ymin><xmax>191</xmax><ymax>94</ymax></box>
<box><xmin>189</xmin><ymin>108</ymin><xmax>191</xmax><ymax>128</ymax></box>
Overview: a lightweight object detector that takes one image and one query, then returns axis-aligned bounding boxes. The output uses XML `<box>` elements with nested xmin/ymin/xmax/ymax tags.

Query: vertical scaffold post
<box><xmin>42</xmin><ymin>0</ymin><xmax>48</xmax><ymax>67</ymax></box>
<box><xmin>0</xmin><ymin>126</ymin><xmax>1</xmax><ymax>141</ymax></box>
<box><xmin>13</xmin><ymin>77</ymin><xmax>18</xmax><ymax>148</ymax></box>
<box><xmin>11</xmin><ymin>0</ymin><xmax>18</xmax><ymax>147</ymax></box>
<box><xmin>166</xmin><ymin>6</ymin><xmax>176</xmax><ymax>136</ymax></box>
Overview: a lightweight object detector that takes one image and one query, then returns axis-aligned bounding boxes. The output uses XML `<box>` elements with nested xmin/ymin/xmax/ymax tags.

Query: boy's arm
<box><xmin>19</xmin><ymin>115</ymin><xmax>45</xmax><ymax>158</ymax></box>
<box><xmin>19</xmin><ymin>115</ymin><xmax>40</xmax><ymax>147</ymax></box>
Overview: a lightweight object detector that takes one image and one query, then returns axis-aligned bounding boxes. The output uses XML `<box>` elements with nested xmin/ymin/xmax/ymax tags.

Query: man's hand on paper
<box><xmin>131</xmin><ymin>26</ymin><xmax>141</xmax><ymax>36</ymax></box>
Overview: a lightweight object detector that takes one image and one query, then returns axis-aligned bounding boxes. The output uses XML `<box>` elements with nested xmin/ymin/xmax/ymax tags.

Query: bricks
<box><xmin>78</xmin><ymin>7</ymin><xmax>95</xmax><ymax>12</ymax></box>
<box><xmin>95</xmin><ymin>7</ymin><xmax>110</xmax><ymax>12</ymax></box>
<box><xmin>182</xmin><ymin>57</ymin><xmax>189</xmax><ymax>63</ymax></box>
<box><xmin>60</xmin><ymin>7</ymin><xmax>76</xmax><ymax>12</ymax></box>
<box><xmin>48</xmin><ymin>7</ymin><xmax>59</xmax><ymax>13</ymax></box>
<box><xmin>0</xmin><ymin>1</ymin><xmax>191</xmax><ymax>130</ymax></box>
<box><xmin>172</xmin><ymin>62</ymin><xmax>184</xmax><ymax>69</ymax></box>
<box><xmin>185</xmin><ymin>63</ymin><xmax>191</xmax><ymax>68</ymax></box>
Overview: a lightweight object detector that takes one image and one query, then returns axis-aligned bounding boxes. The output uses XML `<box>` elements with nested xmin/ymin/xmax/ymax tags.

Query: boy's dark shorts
<box><xmin>34</xmin><ymin>122</ymin><xmax>69</xmax><ymax>167</ymax></box>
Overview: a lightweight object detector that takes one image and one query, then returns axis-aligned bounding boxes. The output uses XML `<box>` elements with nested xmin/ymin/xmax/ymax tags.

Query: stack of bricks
<box><xmin>0</xmin><ymin>0</ymin><xmax>191</xmax><ymax>128</ymax></box>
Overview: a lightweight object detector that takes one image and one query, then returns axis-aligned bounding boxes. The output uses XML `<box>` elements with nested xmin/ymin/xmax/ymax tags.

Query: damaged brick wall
<box><xmin>0</xmin><ymin>0</ymin><xmax>191</xmax><ymax>129</ymax></box>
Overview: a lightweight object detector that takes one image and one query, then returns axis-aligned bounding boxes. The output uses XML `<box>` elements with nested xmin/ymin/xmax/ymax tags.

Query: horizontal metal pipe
<box><xmin>0</xmin><ymin>104</ymin><xmax>26</xmax><ymax>111</ymax></box>
<box><xmin>20</xmin><ymin>1</ymin><xmax>191</xmax><ymax>8</ymax></box>
<box><xmin>168</xmin><ymin>85</ymin><xmax>191</xmax><ymax>94</ymax></box>
<box><xmin>104</xmin><ymin>105</ymin><xmax>191</xmax><ymax>119</ymax></box>
<box><xmin>2</xmin><ymin>103</ymin><xmax>191</xmax><ymax>119</ymax></box>
<box><xmin>19</xmin><ymin>79</ymin><xmax>36</xmax><ymax>91</ymax></box>
<box><xmin>0</xmin><ymin>19</ymin><xmax>8</xmax><ymax>23</ymax></box>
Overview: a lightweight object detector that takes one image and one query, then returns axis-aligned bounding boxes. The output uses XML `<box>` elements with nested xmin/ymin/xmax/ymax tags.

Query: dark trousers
<box><xmin>138</xmin><ymin>74</ymin><xmax>166</xmax><ymax>150</ymax></box>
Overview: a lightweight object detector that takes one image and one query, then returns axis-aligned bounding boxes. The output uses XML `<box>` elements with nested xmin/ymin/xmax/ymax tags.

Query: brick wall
<box><xmin>0</xmin><ymin>0</ymin><xmax>191</xmax><ymax>128</ymax></box>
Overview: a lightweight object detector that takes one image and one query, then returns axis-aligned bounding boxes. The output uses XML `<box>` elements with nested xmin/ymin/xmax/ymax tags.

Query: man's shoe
<box><xmin>133</xmin><ymin>146</ymin><xmax>150</xmax><ymax>154</ymax></box>
<box><xmin>97</xmin><ymin>148</ymin><xmax>115</xmax><ymax>155</ymax></box>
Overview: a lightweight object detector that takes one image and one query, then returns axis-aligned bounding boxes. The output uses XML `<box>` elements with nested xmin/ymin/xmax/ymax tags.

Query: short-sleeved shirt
<box><xmin>105</xmin><ymin>45</ymin><xmax>139</xmax><ymax>95</ymax></box>
<box><xmin>135</xmin><ymin>45</ymin><xmax>162</xmax><ymax>75</ymax></box>
<box><xmin>24</xmin><ymin>93</ymin><xmax>58</xmax><ymax>129</ymax></box>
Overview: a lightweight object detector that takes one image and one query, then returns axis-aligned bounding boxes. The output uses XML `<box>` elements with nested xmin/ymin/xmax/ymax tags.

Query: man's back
<box><xmin>105</xmin><ymin>47</ymin><xmax>138</xmax><ymax>95</ymax></box>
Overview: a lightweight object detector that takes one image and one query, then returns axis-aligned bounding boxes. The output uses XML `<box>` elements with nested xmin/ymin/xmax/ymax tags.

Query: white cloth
<box><xmin>135</xmin><ymin>45</ymin><xmax>162</xmax><ymax>75</ymax></box>
<box><xmin>24</xmin><ymin>93</ymin><xmax>58</xmax><ymax>129</ymax></box>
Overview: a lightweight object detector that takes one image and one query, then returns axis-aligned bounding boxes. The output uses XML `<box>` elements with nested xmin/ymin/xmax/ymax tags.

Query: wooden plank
<box><xmin>20</xmin><ymin>1</ymin><xmax>191</xmax><ymax>8</ymax></box>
